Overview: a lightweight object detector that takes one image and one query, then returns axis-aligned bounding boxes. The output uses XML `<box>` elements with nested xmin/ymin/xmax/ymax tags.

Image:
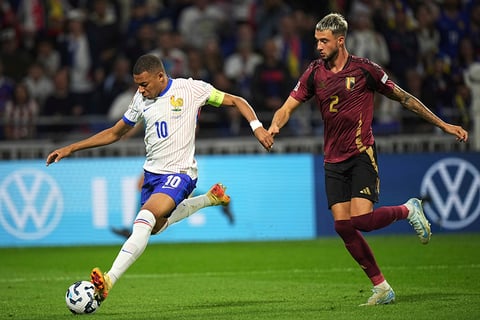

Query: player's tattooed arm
<box><xmin>385</xmin><ymin>84</ymin><xmax>468</xmax><ymax>142</ymax></box>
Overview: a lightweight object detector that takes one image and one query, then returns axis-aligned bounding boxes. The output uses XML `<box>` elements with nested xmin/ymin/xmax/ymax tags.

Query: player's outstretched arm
<box><xmin>388</xmin><ymin>84</ymin><xmax>469</xmax><ymax>142</ymax></box>
<box><xmin>268</xmin><ymin>96</ymin><xmax>302</xmax><ymax>137</ymax></box>
<box><xmin>46</xmin><ymin>119</ymin><xmax>133</xmax><ymax>166</ymax></box>
<box><xmin>221</xmin><ymin>93</ymin><xmax>274</xmax><ymax>151</ymax></box>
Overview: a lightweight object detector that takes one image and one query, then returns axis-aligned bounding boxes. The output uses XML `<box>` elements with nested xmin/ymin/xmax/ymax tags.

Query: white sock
<box><xmin>375</xmin><ymin>280</ymin><xmax>391</xmax><ymax>290</ymax></box>
<box><xmin>107</xmin><ymin>209</ymin><xmax>156</xmax><ymax>285</ymax></box>
<box><xmin>167</xmin><ymin>195</ymin><xmax>210</xmax><ymax>225</ymax></box>
<box><xmin>404</xmin><ymin>202</ymin><xmax>414</xmax><ymax>218</ymax></box>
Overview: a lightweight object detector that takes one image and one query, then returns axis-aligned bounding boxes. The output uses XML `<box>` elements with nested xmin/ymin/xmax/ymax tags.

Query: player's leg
<box><xmin>348</xmin><ymin>148</ymin><xmax>431</xmax><ymax>243</ymax></box>
<box><xmin>167</xmin><ymin>183</ymin><xmax>230</xmax><ymax>225</ymax></box>
<box><xmin>325</xmin><ymin>157</ymin><xmax>395</xmax><ymax>305</ymax></box>
<box><xmin>91</xmin><ymin>173</ymin><xmax>194</xmax><ymax>301</ymax></box>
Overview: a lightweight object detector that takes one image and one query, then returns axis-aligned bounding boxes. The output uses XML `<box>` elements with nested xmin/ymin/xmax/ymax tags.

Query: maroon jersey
<box><xmin>290</xmin><ymin>55</ymin><xmax>395</xmax><ymax>163</ymax></box>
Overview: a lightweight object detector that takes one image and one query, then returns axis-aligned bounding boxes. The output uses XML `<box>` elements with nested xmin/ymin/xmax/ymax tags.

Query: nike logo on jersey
<box><xmin>143</xmin><ymin>106</ymin><xmax>153</xmax><ymax>112</ymax></box>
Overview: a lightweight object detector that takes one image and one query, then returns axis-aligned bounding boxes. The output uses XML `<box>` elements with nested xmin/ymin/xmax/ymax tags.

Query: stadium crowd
<box><xmin>0</xmin><ymin>0</ymin><xmax>479</xmax><ymax>141</ymax></box>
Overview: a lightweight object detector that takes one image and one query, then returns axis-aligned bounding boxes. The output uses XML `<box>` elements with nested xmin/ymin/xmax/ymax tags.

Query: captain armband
<box><xmin>207</xmin><ymin>88</ymin><xmax>225</xmax><ymax>107</ymax></box>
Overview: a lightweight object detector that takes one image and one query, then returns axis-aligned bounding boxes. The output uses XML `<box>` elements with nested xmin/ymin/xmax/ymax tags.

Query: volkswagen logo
<box><xmin>0</xmin><ymin>169</ymin><xmax>63</xmax><ymax>240</ymax></box>
<box><xmin>420</xmin><ymin>158</ymin><xmax>480</xmax><ymax>230</ymax></box>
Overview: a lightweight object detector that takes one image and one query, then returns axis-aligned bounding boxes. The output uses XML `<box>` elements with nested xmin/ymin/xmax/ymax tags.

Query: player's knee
<box><xmin>351</xmin><ymin>214</ymin><xmax>373</xmax><ymax>232</ymax></box>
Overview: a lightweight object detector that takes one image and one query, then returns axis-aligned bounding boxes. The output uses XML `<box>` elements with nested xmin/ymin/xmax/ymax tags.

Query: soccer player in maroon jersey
<box><xmin>268</xmin><ymin>13</ymin><xmax>468</xmax><ymax>306</ymax></box>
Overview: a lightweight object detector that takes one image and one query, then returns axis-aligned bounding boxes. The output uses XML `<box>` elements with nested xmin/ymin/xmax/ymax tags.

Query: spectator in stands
<box><xmin>86</xmin><ymin>0</ymin><xmax>122</xmax><ymax>73</ymax></box>
<box><xmin>202</xmin><ymin>39</ymin><xmax>225</xmax><ymax>77</ymax></box>
<box><xmin>435</xmin><ymin>0</ymin><xmax>468</xmax><ymax>62</ymax></box>
<box><xmin>0</xmin><ymin>27</ymin><xmax>33</xmax><ymax>82</ymax></box>
<box><xmin>23</xmin><ymin>62</ymin><xmax>54</xmax><ymax>110</ymax></box>
<box><xmin>98</xmin><ymin>55</ymin><xmax>131</xmax><ymax>115</ymax></box>
<box><xmin>177</xmin><ymin>0</ymin><xmax>227</xmax><ymax>50</ymax></box>
<box><xmin>149</xmin><ymin>23</ymin><xmax>188</xmax><ymax>78</ymax></box>
<box><xmin>224</xmin><ymin>22</ymin><xmax>262</xmax><ymax>101</ymax></box>
<box><xmin>452</xmin><ymin>37</ymin><xmax>478</xmax><ymax>86</ymax></box>
<box><xmin>384</xmin><ymin>2</ymin><xmax>419</xmax><ymax>88</ymax></box>
<box><xmin>42</xmin><ymin>68</ymin><xmax>83</xmax><ymax>137</ymax></box>
<box><xmin>0</xmin><ymin>59</ymin><xmax>15</xmax><ymax>140</ymax></box>
<box><xmin>185</xmin><ymin>48</ymin><xmax>211</xmax><ymax>82</ymax></box>
<box><xmin>57</xmin><ymin>9</ymin><xmax>96</xmax><ymax>115</ymax></box>
<box><xmin>400</xmin><ymin>68</ymin><xmax>430</xmax><ymax>133</ymax></box>
<box><xmin>124</xmin><ymin>0</ymin><xmax>159</xmax><ymax>44</ymax></box>
<box><xmin>348</xmin><ymin>12</ymin><xmax>389</xmax><ymax>67</ymax></box>
<box><xmin>42</xmin><ymin>0</ymin><xmax>72</xmax><ymax>39</ymax></box>
<box><xmin>15</xmin><ymin>0</ymin><xmax>46</xmax><ymax>51</ymax></box>
<box><xmin>414</xmin><ymin>2</ymin><xmax>440</xmax><ymax>75</ymax></box>
<box><xmin>273</xmin><ymin>13</ymin><xmax>312</xmax><ymax>78</ymax></box>
<box><xmin>422</xmin><ymin>54</ymin><xmax>456</xmax><ymax>123</ymax></box>
<box><xmin>251</xmin><ymin>0</ymin><xmax>291</xmax><ymax>51</ymax></box>
<box><xmin>34</xmin><ymin>37</ymin><xmax>61</xmax><ymax>78</ymax></box>
<box><xmin>107</xmin><ymin>81</ymin><xmax>137</xmax><ymax>124</ymax></box>
<box><xmin>123</xmin><ymin>22</ymin><xmax>156</xmax><ymax>67</ymax></box>
<box><xmin>467</xmin><ymin>1</ymin><xmax>480</xmax><ymax>58</ymax></box>
<box><xmin>251</xmin><ymin>38</ymin><xmax>293</xmax><ymax>124</ymax></box>
<box><xmin>3</xmin><ymin>82</ymin><xmax>39</xmax><ymax>140</ymax></box>
<box><xmin>0</xmin><ymin>0</ymin><xmax>20</xmax><ymax>39</ymax></box>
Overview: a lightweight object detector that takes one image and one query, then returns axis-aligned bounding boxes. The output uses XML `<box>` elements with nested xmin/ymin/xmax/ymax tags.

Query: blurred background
<box><xmin>0</xmin><ymin>0</ymin><xmax>478</xmax><ymax>154</ymax></box>
<box><xmin>0</xmin><ymin>0</ymin><xmax>479</xmax><ymax>247</ymax></box>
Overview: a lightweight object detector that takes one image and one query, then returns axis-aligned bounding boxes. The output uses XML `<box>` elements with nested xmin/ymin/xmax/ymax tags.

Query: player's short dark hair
<box><xmin>316</xmin><ymin>13</ymin><xmax>348</xmax><ymax>37</ymax></box>
<box><xmin>133</xmin><ymin>54</ymin><xmax>165</xmax><ymax>75</ymax></box>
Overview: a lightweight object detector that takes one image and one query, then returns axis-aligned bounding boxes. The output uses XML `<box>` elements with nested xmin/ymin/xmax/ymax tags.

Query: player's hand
<box><xmin>268</xmin><ymin>124</ymin><xmax>280</xmax><ymax>137</ymax></box>
<box><xmin>253</xmin><ymin>127</ymin><xmax>275</xmax><ymax>152</ymax></box>
<box><xmin>46</xmin><ymin>146</ymin><xmax>72</xmax><ymax>166</ymax></box>
<box><xmin>443</xmin><ymin>124</ymin><xmax>468</xmax><ymax>142</ymax></box>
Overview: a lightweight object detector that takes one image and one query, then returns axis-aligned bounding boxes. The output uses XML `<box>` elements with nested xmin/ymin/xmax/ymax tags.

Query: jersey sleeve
<box><xmin>365</xmin><ymin>60</ymin><xmax>395</xmax><ymax>95</ymax></box>
<box><xmin>290</xmin><ymin>61</ymin><xmax>317</xmax><ymax>102</ymax></box>
<box><xmin>188</xmin><ymin>78</ymin><xmax>216</xmax><ymax>107</ymax></box>
<box><xmin>122</xmin><ymin>90</ymin><xmax>143</xmax><ymax>126</ymax></box>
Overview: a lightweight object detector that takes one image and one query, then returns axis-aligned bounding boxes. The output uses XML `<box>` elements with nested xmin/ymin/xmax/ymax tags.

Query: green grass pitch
<box><xmin>1</xmin><ymin>234</ymin><xmax>479</xmax><ymax>320</ymax></box>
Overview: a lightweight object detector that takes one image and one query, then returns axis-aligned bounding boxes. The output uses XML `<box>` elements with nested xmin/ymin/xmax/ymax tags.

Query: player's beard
<box><xmin>322</xmin><ymin>47</ymin><xmax>339</xmax><ymax>63</ymax></box>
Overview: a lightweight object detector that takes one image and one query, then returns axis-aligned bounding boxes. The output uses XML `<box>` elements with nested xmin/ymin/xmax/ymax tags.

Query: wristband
<box><xmin>249</xmin><ymin>120</ymin><xmax>263</xmax><ymax>131</ymax></box>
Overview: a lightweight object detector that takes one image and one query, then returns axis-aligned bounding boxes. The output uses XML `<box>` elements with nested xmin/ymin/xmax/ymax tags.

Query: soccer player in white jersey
<box><xmin>46</xmin><ymin>54</ymin><xmax>274</xmax><ymax>303</ymax></box>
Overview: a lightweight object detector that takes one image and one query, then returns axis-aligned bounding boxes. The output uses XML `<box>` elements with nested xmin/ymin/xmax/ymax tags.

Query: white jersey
<box><xmin>123</xmin><ymin>78</ymin><xmax>215</xmax><ymax>179</ymax></box>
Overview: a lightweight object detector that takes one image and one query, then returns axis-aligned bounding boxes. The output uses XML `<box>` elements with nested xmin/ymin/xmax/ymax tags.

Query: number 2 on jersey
<box><xmin>329</xmin><ymin>95</ymin><xmax>339</xmax><ymax>113</ymax></box>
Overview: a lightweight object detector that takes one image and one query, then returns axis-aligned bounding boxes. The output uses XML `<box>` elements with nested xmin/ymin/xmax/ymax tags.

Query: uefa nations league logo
<box><xmin>421</xmin><ymin>158</ymin><xmax>480</xmax><ymax>230</ymax></box>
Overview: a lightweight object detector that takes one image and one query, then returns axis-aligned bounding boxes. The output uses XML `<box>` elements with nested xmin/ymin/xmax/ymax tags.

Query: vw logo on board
<box><xmin>421</xmin><ymin>158</ymin><xmax>480</xmax><ymax>230</ymax></box>
<box><xmin>0</xmin><ymin>168</ymin><xmax>63</xmax><ymax>240</ymax></box>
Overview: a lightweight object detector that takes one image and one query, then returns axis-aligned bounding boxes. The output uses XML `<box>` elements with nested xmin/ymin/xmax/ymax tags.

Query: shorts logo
<box><xmin>420</xmin><ymin>158</ymin><xmax>480</xmax><ymax>230</ymax></box>
<box><xmin>0</xmin><ymin>169</ymin><xmax>63</xmax><ymax>240</ymax></box>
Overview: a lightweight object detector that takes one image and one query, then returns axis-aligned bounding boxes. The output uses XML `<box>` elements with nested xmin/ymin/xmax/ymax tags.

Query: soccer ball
<box><xmin>65</xmin><ymin>281</ymin><xmax>100</xmax><ymax>314</ymax></box>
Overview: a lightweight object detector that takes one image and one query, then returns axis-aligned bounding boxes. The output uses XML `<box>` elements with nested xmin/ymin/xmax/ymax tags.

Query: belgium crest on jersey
<box><xmin>170</xmin><ymin>95</ymin><xmax>183</xmax><ymax>111</ymax></box>
<box><xmin>345</xmin><ymin>77</ymin><xmax>355</xmax><ymax>90</ymax></box>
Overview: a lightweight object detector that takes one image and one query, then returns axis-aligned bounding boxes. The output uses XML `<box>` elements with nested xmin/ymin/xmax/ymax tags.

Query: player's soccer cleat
<box><xmin>90</xmin><ymin>267</ymin><xmax>112</xmax><ymax>302</ymax></box>
<box><xmin>360</xmin><ymin>286</ymin><xmax>396</xmax><ymax>306</ymax></box>
<box><xmin>405</xmin><ymin>198</ymin><xmax>432</xmax><ymax>244</ymax></box>
<box><xmin>206</xmin><ymin>183</ymin><xmax>231</xmax><ymax>206</ymax></box>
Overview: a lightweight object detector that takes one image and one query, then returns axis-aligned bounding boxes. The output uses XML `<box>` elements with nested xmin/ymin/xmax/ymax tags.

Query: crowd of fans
<box><xmin>0</xmin><ymin>0</ymin><xmax>479</xmax><ymax>141</ymax></box>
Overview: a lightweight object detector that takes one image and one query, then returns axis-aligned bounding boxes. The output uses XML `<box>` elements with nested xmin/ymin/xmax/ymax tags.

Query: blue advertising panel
<box><xmin>314</xmin><ymin>153</ymin><xmax>480</xmax><ymax>237</ymax></box>
<box><xmin>0</xmin><ymin>155</ymin><xmax>315</xmax><ymax>247</ymax></box>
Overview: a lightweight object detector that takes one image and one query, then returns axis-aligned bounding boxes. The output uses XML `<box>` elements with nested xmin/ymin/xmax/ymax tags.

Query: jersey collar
<box><xmin>158</xmin><ymin>78</ymin><xmax>173</xmax><ymax>97</ymax></box>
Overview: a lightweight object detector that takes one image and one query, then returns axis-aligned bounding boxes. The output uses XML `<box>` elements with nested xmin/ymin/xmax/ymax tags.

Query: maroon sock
<box><xmin>351</xmin><ymin>205</ymin><xmax>409</xmax><ymax>232</ymax></box>
<box><xmin>334</xmin><ymin>220</ymin><xmax>384</xmax><ymax>285</ymax></box>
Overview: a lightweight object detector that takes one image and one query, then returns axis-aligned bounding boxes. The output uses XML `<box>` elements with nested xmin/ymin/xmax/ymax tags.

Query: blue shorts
<box><xmin>140</xmin><ymin>171</ymin><xmax>197</xmax><ymax>206</ymax></box>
